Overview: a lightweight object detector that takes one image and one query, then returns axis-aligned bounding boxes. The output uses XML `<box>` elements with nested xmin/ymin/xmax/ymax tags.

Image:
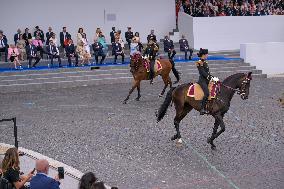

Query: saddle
<box><xmin>187</xmin><ymin>81</ymin><xmax>220</xmax><ymax>100</ymax></box>
<box><xmin>142</xmin><ymin>59</ymin><xmax>162</xmax><ymax>73</ymax></box>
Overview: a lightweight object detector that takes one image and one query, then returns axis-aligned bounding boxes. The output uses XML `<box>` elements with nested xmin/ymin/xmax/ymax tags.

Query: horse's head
<box><xmin>237</xmin><ymin>72</ymin><xmax>252</xmax><ymax>100</ymax></box>
<box><xmin>130</xmin><ymin>53</ymin><xmax>142</xmax><ymax>73</ymax></box>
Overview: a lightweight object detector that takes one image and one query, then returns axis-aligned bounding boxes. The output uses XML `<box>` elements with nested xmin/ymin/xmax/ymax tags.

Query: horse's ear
<box><xmin>247</xmin><ymin>72</ymin><xmax>252</xmax><ymax>80</ymax></box>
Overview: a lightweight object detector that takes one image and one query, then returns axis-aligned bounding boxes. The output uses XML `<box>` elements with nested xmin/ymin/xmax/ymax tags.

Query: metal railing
<box><xmin>0</xmin><ymin>117</ymin><xmax>18</xmax><ymax>148</ymax></box>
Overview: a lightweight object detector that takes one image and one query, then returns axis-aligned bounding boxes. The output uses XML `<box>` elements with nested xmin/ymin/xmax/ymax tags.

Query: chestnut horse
<box><xmin>123</xmin><ymin>54</ymin><xmax>178</xmax><ymax>104</ymax></box>
<box><xmin>156</xmin><ymin>72</ymin><xmax>252</xmax><ymax>149</ymax></box>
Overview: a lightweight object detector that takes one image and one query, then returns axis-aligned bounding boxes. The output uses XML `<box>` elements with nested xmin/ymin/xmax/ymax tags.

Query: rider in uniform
<box><xmin>196</xmin><ymin>48</ymin><xmax>212</xmax><ymax>115</ymax></box>
<box><xmin>143</xmin><ymin>37</ymin><xmax>159</xmax><ymax>84</ymax></box>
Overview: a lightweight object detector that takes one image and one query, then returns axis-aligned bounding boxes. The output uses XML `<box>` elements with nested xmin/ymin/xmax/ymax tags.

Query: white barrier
<box><xmin>240</xmin><ymin>42</ymin><xmax>284</xmax><ymax>75</ymax></box>
<box><xmin>178</xmin><ymin>13</ymin><xmax>284</xmax><ymax>51</ymax></box>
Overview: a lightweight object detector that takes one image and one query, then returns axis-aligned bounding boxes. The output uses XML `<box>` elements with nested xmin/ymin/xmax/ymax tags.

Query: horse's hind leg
<box><xmin>135</xmin><ymin>82</ymin><xmax>141</xmax><ymax>101</ymax></box>
<box><xmin>171</xmin><ymin>103</ymin><xmax>192</xmax><ymax>141</ymax></box>
<box><xmin>159</xmin><ymin>75</ymin><xmax>172</xmax><ymax>97</ymax></box>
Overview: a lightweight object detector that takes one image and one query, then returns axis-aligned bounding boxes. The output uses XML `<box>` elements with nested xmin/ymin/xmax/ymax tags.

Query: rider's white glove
<box><xmin>142</xmin><ymin>55</ymin><xmax>149</xmax><ymax>59</ymax></box>
<box><xmin>212</xmin><ymin>77</ymin><xmax>219</xmax><ymax>82</ymax></box>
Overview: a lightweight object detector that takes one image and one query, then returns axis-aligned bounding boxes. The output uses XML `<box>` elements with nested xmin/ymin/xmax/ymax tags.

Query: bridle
<box><xmin>220</xmin><ymin>76</ymin><xmax>251</xmax><ymax>98</ymax></box>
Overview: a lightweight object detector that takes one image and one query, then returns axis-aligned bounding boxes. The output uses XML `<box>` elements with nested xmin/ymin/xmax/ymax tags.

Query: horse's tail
<box><xmin>156</xmin><ymin>87</ymin><xmax>176</xmax><ymax>122</ymax></box>
<box><xmin>170</xmin><ymin>59</ymin><xmax>180</xmax><ymax>82</ymax></box>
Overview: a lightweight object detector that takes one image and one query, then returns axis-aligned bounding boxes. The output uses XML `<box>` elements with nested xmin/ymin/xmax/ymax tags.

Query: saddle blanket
<box><xmin>143</xmin><ymin>59</ymin><xmax>162</xmax><ymax>73</ymax></box>
<box><xmin>187</xmin><ymin>82</ymin><xmax>220</xmax><ymax>100</ymax></box>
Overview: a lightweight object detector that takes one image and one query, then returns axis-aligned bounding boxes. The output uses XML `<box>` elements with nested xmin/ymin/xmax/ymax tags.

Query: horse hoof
<box><xmin>159</xmin><ymin>94</ymin><xmax>163</xmax><ymax>98</ymax></box>
<box><xmin>211</xmin><ymin>145</ymin><xmax>216</xmax><ymax>150</ymax></box>
<box><xmin>135</xmin><ymin>98</ymin><xmax>140</xmax><ymax>101</ymax></box>
<box><xmin>174</xmin><ymin>80</ymin><xmax>179</xmax><ymax>84</ymax></box>
<box><xmin>171</xmin><ymin>135</ymin><xmax>178</xmax><ymax>141</ymax></box>
<box><xmin>123</xmin><ymin>101</ymin><xmax>127</xmax><ymax>104</ymax></box>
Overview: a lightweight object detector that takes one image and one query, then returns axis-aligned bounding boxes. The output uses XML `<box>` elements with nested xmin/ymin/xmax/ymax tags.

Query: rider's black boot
<box><xmin>200</xmin><ymin>98</ymin><xmax>208</xmax><ymax>115</ymax></box>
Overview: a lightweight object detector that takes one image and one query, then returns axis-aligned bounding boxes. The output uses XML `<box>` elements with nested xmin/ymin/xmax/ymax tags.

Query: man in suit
<box><xmin>163</xmin><ymin>35</ymin><xmax>176</xmax><ymax>60</ymax></box>
<box><xmin>23</xmin><ymin>28</ymin><xmax>32</xmax><ymax>46</ymax></box>
<box><xmin>46</xmin><ymin>27</ymin><xmax>53</xmax><ymax>45</ymax></box>
<box><xmin>34</xmin><ymin>26</ymin><xmax>45</xmax><ymax>42</ymax></box>
<box><xmin>147</xmin><ymin>29</ymin><xmax>157</xmax><ymax>43</ymax></box>
<box><xmin>46</xmin><ymin>40</ymin><xmax>62</xmax><ymax>67</ymax></box>
<box><xmin>30</xmin><ymin>159</ymin><xmax>60</xmax><ymax>189</ymax></box>
<box><xmin>0</xmin><ymin>31</ymin><xmax>8</xmax><ymax>62</ymax></box>
<box><xmin>60</xmin><ymin>27</ymin><xmax>71</xmax><ymax>48</ymax></box>
<box><xmin>179</xmin><ymin>35</ymin><xmax>193</xmax><ymax>60</ymax></box>
<box><xmin>92</xmin><ymin>39</ymin><xmax>106</xmax><ymax>64</ymax></box>
<box><xmin>110</xmin><ymin>27</ymin><xmax>116</xmax><ymax>56</ymax></box>
<box><xmin>26</xmin><ymin>39</ymin><xmax>41</xmax><ymax>68</ymax></box>
<box><xmin>65</xmin><ymin>39</ymin><xmax>78</xmax><ymax>67</ymax></box>
<box><xmin>14</xmin><ymin>29</ymin><xmax>21</xmax><ymax>45</ymax></box>
<box><xmin>113</xmin><ymin>38</ymin><xmax>124</xmax><ymax>64</ymax></box>
<box><xmin>124</xmin><ymin>27</ymin><xmax>133</xmax><ymax>50</ymax></box>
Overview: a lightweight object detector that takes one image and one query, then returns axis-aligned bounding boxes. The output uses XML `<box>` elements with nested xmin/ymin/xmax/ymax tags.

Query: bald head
<box><xmin>36</xmin><ymin>159</ymin><xmax>49</xmax><ymax>174</ymax></box>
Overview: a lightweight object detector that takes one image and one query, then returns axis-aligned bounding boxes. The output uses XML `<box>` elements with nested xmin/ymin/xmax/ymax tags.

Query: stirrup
<box><xmin>150</xmin><ymin>79</ymin><xmax>153</xmax><ymax>85</ymax></box>
<box><xmin>200</xmin><ymin>108</ymin><xmax>207</xmax><ymax>115</ymax></box>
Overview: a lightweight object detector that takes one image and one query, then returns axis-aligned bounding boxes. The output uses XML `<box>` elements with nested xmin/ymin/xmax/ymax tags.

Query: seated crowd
<box><xmin>0</xmin><ymin>26</ymin><xmax>194</xmax><ymax>69</ymax></box>
<box><xmin>177</xmin><ymin>0</ymin><xmax>284</xmax><ymax>17</ymax></box>
<box><xmin>0</xmin><ymin>147</ymin><xmax>118</xmax><ymax>189</ymax></box>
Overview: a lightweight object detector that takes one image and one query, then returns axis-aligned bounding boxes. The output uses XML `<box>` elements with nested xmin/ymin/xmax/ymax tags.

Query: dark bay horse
<box><xmin>157</xmin><ymin>72</ymin><xmax>252</xmax><ymax>149</ymax></box>
<box><xmin>123</xmin><ymin>54</ymin><xmax>179</xmax><ymax>104</ymax></box>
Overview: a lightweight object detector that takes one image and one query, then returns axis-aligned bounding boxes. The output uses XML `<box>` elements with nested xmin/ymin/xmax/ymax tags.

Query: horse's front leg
<box><xmin>135</xmin><ymin>82</ymin><xmax>141</xmax><ymax>101</ymax></box>
<box><xmin>208</xmin><ymin>114</ymin><xmax>225</xmax><ymax>149</ymax></box>
<box><xmin>159</xmin><ymin>75</ymin><xmax>170</xmax><ymax>97</ymax></box>
<box><xmin>123</xmin><ymin>80</ymin><xmax>138</xmax><ymax>104</ymax></box>
<box><xmin>207</xmin><ymin>118</ymin><xmax>220</xmax><ymax>150</ymax></box>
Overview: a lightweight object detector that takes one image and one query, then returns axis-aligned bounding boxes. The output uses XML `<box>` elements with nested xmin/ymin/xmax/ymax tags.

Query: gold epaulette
<box><xmin>195</xmin><ymin>60</ymin><xmax>203</xmax><ymax>66</ymax></box>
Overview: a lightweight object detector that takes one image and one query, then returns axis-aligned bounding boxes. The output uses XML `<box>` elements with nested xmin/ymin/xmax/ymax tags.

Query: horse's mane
<box><xmin>222</xmin><ymin>73</ymin><xmax>245</xmax><ymax>85</ymax></box>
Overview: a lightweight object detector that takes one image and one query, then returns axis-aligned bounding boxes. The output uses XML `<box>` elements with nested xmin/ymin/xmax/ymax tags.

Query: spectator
<box><xmin>179</xmin><ymin>34</ymin><xmax>193</xmax><ymax>60</ymax></box>
<box><xmin>77</xmin><ymin>28</ymin><xmax>84</xmax><ymax>45</ymax></box>
<box><xmin>50</xmin><ymin>33</ymin><xmax>58</xmax><ymax>47</ymax></box>
<box><xmin>16</xmin><ymin>34</ymin><xmax>26</xmax><ymax>61</ymax></box>
<box><xmin>113</xmin><ymin>37</ymin><xmax>125</xmax><ymax>64</ymax></box>
<box><xmin>82</xmin><ymin>33</ymin><xmax>91</xmax><ymax>55</ymax></box>
<box><xmin>91</xmin><ymin>182</ymin><xmax>106</xmax><ymax>189</ymax></box>
<box><xmin>46</xmin><ymin>39</ymin><xmax>62</xmax><ymax>67</ymax></box>
<box><xmin>0</xmin><ymin>31</ymin><xmax>8</xmax><ymax>62</ymax></box>
<box><xmin>14</xmin><ymin>29</ymin><xmax>21</xmax><ymax>45</ymax></box>
<box><xmin>125</xmin><ymin>27</ymin><xmax>133</xmax><ymax>50</ymax></box>
<box><xmin>32</xmin><ymin>35</ymin><xmax>44</xmax><ymax>58</ymax></box>
<box><xmin>133</xmin><ymin>32</ymin><xmax>143</xmax><ymax>52</ymax></box>
<box><xmin>46</xmin><ymin>27</ymin><xmax>53</xmax><ymax>45</ymax></box>
<box><xmin>79</xmin><ymin>172</ymin><xmax>98</xmax><ymax>189</ymax></box>
<box><xmin>22</xmin><ymin>28</ymin><xmax>32</xmax><ymax>46</ymax></box>
<box><xmin>163</xmin><ymin>35</ymin><xmax>176</xmax><ymax>60</ymax></box>
<box><xmin>147</xmin><ymin>29</ymin><xmax>157</xmax><ymax>43</ymax></box>
<box><xmin>115</xmin><ymin>30</ymin><xmax>124</xmax><ymax>49</ymax></box>
<box><xmin>76</xmin><ymin>40</ymin><xmax>91</xmax><ymax>66</ymax></box>
<box><xmin>34</xmin><ymin>26</ymin><xmax>45</xmax><ymax>42</ymax></box>
<box><xmin>130</xmin><ymin>37</ymin><xmax>140</xmax><ymax>56</ymax></box>
<box><xmin>60</xmin><ymin>26</ymin><xmax>71</xmax><ymax>48</ymax></box>
<box><xmin>94</xmin><ymin>28</ymin><xmax>102</xmax><ymax>41</ymax></box>
<box><xmin>1</xmin><ymin>147</ymin><xmax>34</xmax><ymax>189</ymax></box>
<box><xmin>110</xmin><ymin>27</ymin><xmax>116</xmax><ymax>56</ymax></box>
<box><xmin>65</xmin><ymin>39</ymin><xmax>79</xmax><ymax>67</ymax></box>
<box><xmin>110</xmin><ymin>27</ymin><xmax>116</xmax><ymax>44</ymax></box>
<box><xmin>8</xmin><ymin>44</ymin><xmax>22</xmax><ymax>69</ymax></box>
<box><xmin>92</xmin><ymin>39</ymin><xmax>106</xmax><ymax>64</ymax></box>
<box><xmin>30</xmin><ymin>159</ymin><xmax>60</xmax><ymax>189</ymax></box>
<box><xmin>97</xmin><ymin>32</ymin><xmax>108</xmax><ymax>56</ymax></box>
<box><xmin>26</xmin><ymin>39</ymin><xmax>41</xmax><ymax>68</ymax></box>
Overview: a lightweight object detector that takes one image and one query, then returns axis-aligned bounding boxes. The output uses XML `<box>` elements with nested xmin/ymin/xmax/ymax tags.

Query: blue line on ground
<box><xmin>0</xmin><ymin>56</ymin><xmax>241</xmax><ymax>73</ymax></box>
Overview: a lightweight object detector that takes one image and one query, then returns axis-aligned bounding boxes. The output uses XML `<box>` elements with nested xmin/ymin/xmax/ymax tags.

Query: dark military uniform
<box><xmin>125</xmin><ymin>30</ymin><xmax>134</xmax><ymax>50</ymax></box>
<box><xmin>147</xmin><ymin>34</ymin><xmax>157</xmax><ymax>43</ymax></box>
<box><xmin>113</xmin><ymin>42</ymin><xmax>125</xmax><ymax>64</ymax></box>
<box><xmin>179</xmin><ymin>38</ymin><xmax>193</xmax><ymax>60</ymax></box>
<box><xmin>92</xmin><ymin>42</ymin><xmax>106</xmax><ymax>64</ymax></box>
<box><xmin>163</xmin><ymin>38</ymin><xmax>176</xmax><ymax>60</ymax></box>
<box><xmin>196</xmin><ymin>58</ymin><xmax>212</xmax><ymax>114</ymax></box>
<box><xmin>143</xmin><ymin>42</ymin><xmax>159</xmax><ymax>83</ymax></box>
